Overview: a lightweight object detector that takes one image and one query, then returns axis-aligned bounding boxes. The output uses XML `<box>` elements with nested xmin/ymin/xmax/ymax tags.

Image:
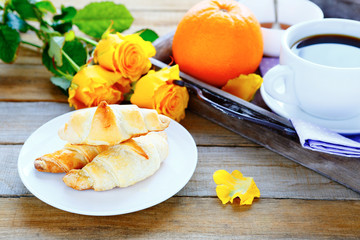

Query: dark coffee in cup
<box><xmin>290</xmin><ymin>34</ymin><xmax>360</xmax><ymax>68</ymax></box>
<box><xmin>263</xmin><ymin>19</ymin><xmax>360</xmax><ymax>120</ymax></box>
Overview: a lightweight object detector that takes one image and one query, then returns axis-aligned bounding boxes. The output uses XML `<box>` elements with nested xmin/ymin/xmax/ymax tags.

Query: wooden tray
<box><xmin>152</xmin><ymin>31</ymin><xmax>360</xmax><ymax>194</ymax></box>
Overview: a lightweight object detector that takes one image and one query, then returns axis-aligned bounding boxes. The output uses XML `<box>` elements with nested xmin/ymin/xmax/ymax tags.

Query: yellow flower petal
<box><xmin>221</xmin><ymin>74</ymin><xmax>263</xmax><ymax>101</ymax></box>
<box><xmin>213</xmin><ymin>169</ymin><xmax>260</xmax><ymax>205</ymax></box>
<box><xmin>213</xmin><ymin>169</ymin><xmax>236</xmax><ymax>185</ymax></box>
<box><xmin>215</xmin><ymin>185</ymin><xmax>232</xmax><ymax>205</ymax></box>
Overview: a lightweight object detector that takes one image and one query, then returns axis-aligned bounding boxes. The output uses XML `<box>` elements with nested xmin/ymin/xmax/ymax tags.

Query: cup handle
<box><xmin>263</xmin><ymin>65</ymin><xmax>297</xmax><ymax>104</ymax></box>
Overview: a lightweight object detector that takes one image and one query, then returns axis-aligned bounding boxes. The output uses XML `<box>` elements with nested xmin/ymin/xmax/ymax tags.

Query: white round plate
<box><xmin>18</xmin><ymin>110</ymin><xmax>198</xmax><ymax>216</ymax></box>
<box><xmin>260</xmin><ymin>85</ymin><xmax>360</xmax><ymax>134</ymax></box>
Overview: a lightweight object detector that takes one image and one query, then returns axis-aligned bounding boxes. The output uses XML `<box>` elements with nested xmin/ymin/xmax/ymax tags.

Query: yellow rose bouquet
<box><xmin>2</xmin><ymin>1</ymin><xmax>189</xmax><ymax>122</ymax></box>
<box><xmin>68</xmin><ymin>31</ymin><xmax>155</xmax><ymax>110</ymax></box>
<box><xmin>68</xmin><ymin>31</ymin><xmax>189</xmax><ymax>122</ymax></box>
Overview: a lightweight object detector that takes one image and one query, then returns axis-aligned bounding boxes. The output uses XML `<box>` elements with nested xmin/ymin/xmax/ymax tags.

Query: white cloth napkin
<box><xmin>291</xmin><ymin>118</ymin><xmax>360</xmax><ymax>158</ymax></box>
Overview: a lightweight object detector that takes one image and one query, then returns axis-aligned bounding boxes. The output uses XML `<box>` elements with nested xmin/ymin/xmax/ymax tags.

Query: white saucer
<box><xmin>260</xmin><ymin>85</ymin><xmax>360</xmax><ymax>134</ymax></box>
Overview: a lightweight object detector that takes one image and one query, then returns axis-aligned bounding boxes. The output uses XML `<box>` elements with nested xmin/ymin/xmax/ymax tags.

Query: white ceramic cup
<box><xmin>241</xmin><ymin>0</ymin><xmax>324</xmax><ymax>57</ymax></box>
<box><xmin>263</xmin><ymin>18</ymin><xmax>360</xmax><ymax>120</ymax></box>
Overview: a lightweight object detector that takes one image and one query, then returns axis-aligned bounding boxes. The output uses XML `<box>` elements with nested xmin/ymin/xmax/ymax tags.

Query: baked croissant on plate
<box><xmin>63</xmin><ymin>131</ymin><xmax>169</xmax><ymax>191</ymax></box>
<box><xmin>34</xmin><ymin>144</ymin><xmax>109</xmax><ymax>173</ymax></box>
<box><xmin>58</xmin><ymin>101</ymin><xmax>170</xmax><ymax>145</ymax></box>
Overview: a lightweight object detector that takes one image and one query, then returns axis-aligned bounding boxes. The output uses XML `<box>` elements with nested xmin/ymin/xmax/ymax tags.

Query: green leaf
<box><xmin>42</xmin><ymin>39</ymin><xmax>87</xmax><ymax>76</ymax></box>
<box><xmin>63</xmin><ymin>40</ymin><xmax>86</xmax><ymax>70</ymax></box>
<box><xmin>5</xmin><ymin>12</ymin><xmax>29</xmax><ymax>32</ymax></box>
<box><xmin>51</xmin><ymin>21</ymin><xmax>72</xmax><ymax>34</ymax></box>
<box><xmin>11</xmin><ymin>0</ymin><xmax>38</xmax><ymax>20</ymax></box>
<box><xmin>53</xmin><ymin>6</ymin><xmax>76</xmax><ymax>22</ymax></box>
<box><xmin>35</xmin><ymin>1</ymin><xmax>56</xmax><ymax>14</ymax></box>
<box><xmin>137</xmin><ymin>29</ymin><xmax>159</xmax><ymax>43</ymax></box>
<box><xmin>51</xmin><ymin>6</ymin><xmax>77</xmax><ymax>34</ymax></box>
<box><xmin>50</xmin><ymin>76</ymin><xmax>71</xmax><ymax>92</ymax></box>
<box><xmin>0</xmin><ymin>25</ymin><xmax>20</xmax><ymax>63</ymax></box>
<box><xmin>73</xmin><ymin>2</ymin><xmax>133</xmax><ymax>39</ymax></box>
<box><xmin>48</xmin><ymin>36</ymin><xmax>65</xmax><ymax>67</ymax></box>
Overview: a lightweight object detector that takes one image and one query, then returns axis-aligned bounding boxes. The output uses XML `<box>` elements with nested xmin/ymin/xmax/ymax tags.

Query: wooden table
<box><xmin>1</xmin><ymin>0</ymin><xmax>360</xmax><ymax>239</ymax></box>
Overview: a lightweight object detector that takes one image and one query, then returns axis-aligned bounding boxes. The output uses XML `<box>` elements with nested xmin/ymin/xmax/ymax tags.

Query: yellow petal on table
<box><xmin>215</xmin><ymin>184</ymin><xmax>233</xmax><ymax>205</ymax></box>
<box><xmin>213</xmin><ymin>169</ymin><xmax>260</xmax><ymax>205</ymax></box>
<box><xmin>221</xmin><ymin>74</ymin><xmax>263</xmax><ymax>101</ymax></box>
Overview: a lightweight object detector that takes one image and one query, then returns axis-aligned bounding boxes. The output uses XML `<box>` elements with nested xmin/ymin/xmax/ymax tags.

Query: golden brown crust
<box><xmin>143</xmin><ymin>110</ymin><xmax>171</xmax><ymax>131</ymax></box>
<box><xmin>86</xmin><ymin>102</ymin><xmax>124</xmax><ymax>145</ymax></box>
<box><xmin>62</xmin><ymin>131</ymin><xmax>169</xmax><ymax>191</ymax></box>
<box><xmin>122</xmin><ymin>139</ymin><xmax>149</xmax><ymax>160</ymax></box>
<box><xmin>34</xmin><ymin>149</ymin><xmax>81</xmax><ymax>173</ymax></box>
<box><xmin>34</xmin><ymin>144</ymin><xmax>109</xmax><ymax>173</ymax></box>
<box><xmin>34</xmin><ymin>158</ymin><xmax>65</xmax><ymax>173</ymax></box>
<box><xmin>58</xmin><ymin>101</ymin><xmax>171</xmax><ymax>145</ymax></box>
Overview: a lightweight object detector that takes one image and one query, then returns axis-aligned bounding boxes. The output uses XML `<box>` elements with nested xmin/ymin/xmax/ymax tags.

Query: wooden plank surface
<box><xmin>4</xmin><ymin>144</ymin><xmax>359</xmax><ymax>199</ymax></box>
<box><xmin>0</xmin><ymin>102</ymin><xmax>251</xmax><ymax>146</ymax></box>
<box><xmin>188</xmin><ymin>97</ymin><xmax>360</xmax><ymax>194</ymax></box>
<box><xmin>0</xmin><ymin>197</ymin><xmax>359</xmax><ymax>239</ymax></box>
<box><xmin>1</xmin><ymin>102</ymin><xmax>359</xmax><ymax>199</ymax></box>
<box><xmin>1</xmin><ymin>0</ymin><xmax>360</xmax><ymax>238</ymax></box>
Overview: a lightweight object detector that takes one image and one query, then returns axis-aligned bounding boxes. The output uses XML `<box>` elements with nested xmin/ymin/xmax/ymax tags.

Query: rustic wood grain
<box><xmin>189</xmin><ymin>96</ymin><xmax>360</xmax><ymax>195</ymax></box>
<box><xmin>1</xmin><ymin>197</ymin><xmax>359</xmax><ymax>239</ymax></box>
<box><xmin>0</xmin><ymin>102</ymin><xmax>71</xmax><ymax>144</ymax></box>
<box><xmin>0</xmin><ymin>64</ymin><xmax>67</xmax><ymax>102</ymax></box>
<box><xmin>0</xmin><ymin>102</ymin><xmax>252</xmax><ymax>146</ymax></box>
<box><xmin>127</xmin><ymin>10</ymin><xmax>184</xmax><ymax>37</ymax></box>
<box><xmin>4</xmin><ymin>144</ymin><xmax>359</xmax><ymax>199</ymax></box>
<box><xmin>1</xmin><ymin>0</ymin><xmax>360</xmax><ymax>238</ymax></box>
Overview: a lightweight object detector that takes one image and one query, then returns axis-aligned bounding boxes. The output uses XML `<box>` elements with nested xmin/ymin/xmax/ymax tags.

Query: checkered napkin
<box><xmin>260</xmin><ymin>57</ymin><xmax>360</xmax><ymax>158</ymax></box>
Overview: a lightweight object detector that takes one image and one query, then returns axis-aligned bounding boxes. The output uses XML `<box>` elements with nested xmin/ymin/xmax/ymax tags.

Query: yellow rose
<box><xmin>68</xmin><ymin>65</ymin><xmax>131</xmax><ymax>109</ymax></box>
<box><xmin>93</xmin><ymin>34</ymin><xmax>122</xmax><ymax>72</ymax></box>
<box><xmin>130</xmin><ymin>65</ymin><xmax>189</xmax><ymax>122</ymax></box>
<box><xmin>94</xmin><ymin>33</ymin><xmax>156</xmax><ymax>82</ymax></box>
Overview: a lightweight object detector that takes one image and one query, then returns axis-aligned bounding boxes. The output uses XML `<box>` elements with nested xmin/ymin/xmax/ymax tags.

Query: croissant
<box><xmin>63</xmin><ymin>131</ymin><xmax>169</xmax><ymax>191</ymax></box>
<box><xmin>58</xmin><ymin>101</ymin><xmax>170</xmax><ymax>145</ymax></box>
<box><xmin>34</xmin><ymin>144</ymin><xmax>109</xmax><ymax>173</ymax></box>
